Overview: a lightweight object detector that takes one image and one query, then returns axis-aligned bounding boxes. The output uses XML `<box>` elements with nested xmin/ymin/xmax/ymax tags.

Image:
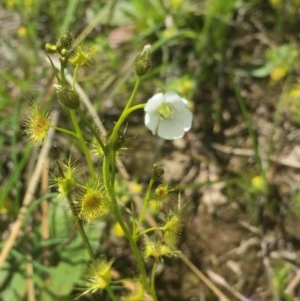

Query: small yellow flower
<box><xmin>289</xmin><ymin>88</ymin><xmax>300</xmax><ymax>98</ymax></box>
<box><xmin>17</xmin><ymin>26</ymin><xmax>27</xmax><ymax>37</ymax></box>
<box><xmin>270</xmin><ymin>66</ymin><xmax>287</xmax><ymax>82</ymax></box>
<box><xmin>162</xmin><ymin>27</ymin><xmax>178</xmax><ymax>38</ymax></box>
<box><xmin>171</xmin><ymin>0</ymin><xmax>182</xmax><ymax>8</ymax></box>
<box><xmin>23</xmin><ymin>103</ymin><xmax>51</xmax><ymax>145</ymax></box>
<box><xmin>181</xmin><ymin>79</ymin><xmax>192</xmax><ymax>94</ymax></box>
<box><xmin>6</xmin><ymin>0</ymin><xmax>14</xmax><ymax>8</ymax></box>
<box><xmin>131</xmin><ymin>182</ymin><xmax>142</xmax><ymax>194</ymax></box>
<box><xmin>269</xmin><ymin>0</ymin><xmax>281</xmax><ymax>8</ymax></box>
<box><xmin>25</xmin><ymin>0</ymin><xmax>33</xmax><ymax>6</ymax></box>
<box><xmin>251</xmin><ymin>175</ymin><xmax>267</xmax><ymax>193</ymax></box>
<box><xmin>112</xmin><ymin>222</ymin><xmax>125</xmax><ymax>237</ymax></box>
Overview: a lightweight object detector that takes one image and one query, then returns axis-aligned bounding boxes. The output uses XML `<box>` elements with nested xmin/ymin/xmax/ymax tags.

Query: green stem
<box><xmin>61</xmin><ymin>65</ymin><xmax>66</xmax><ymax>86</ymax></box>
<box><xmin>101</xmin><ymin>76</ymin><xmax>158</xmax><ymax>300</ymax></box>
<box><xmin>150</xmin><ymin>259</ymin><xmax>158</xmax><ymax>299</ymax></box>
<box><xmin>67</xmin><ymin>193</ymin><xmax>119</xmax><ymax>301</ymax></box>
<box><xmin>78</xmin><ymin>108</ymin><xmax>106</xmax><ymax>155</ymax></box>
<box><xmin>106</xmin><ymin>285</ymin><xmax>118</xmax><ymax>301</ymax></box>
<box><xmin>125</xmin><ymin>103</ymin><xmax>146</xmax><ymax>116</ymax></box>
<box><xmin>52</xmin><ymin>126</ymin><xmax>78</xmax><ymax>138</ymax></box>
<box><xmin>108</xmin><ymin>77</ymin><xmax>141</xmax><ymax>151</ymax></box>
<box><xmin>110</xmin><ymin>151</ymin><xmax>117</xmax><ymax>186</ymax></box>
<box><xmin>135</xmin><ymin>178</ymin><xmax>155</xmax><ymax>238</ymax></box>
<box><xmin>72</xmin><ymin>65</ymin><xmax>79</xmax><ymax>89</ymax></box>
<box><xmin>46</xmin><ymin>53</ymin><xmax>60</xmax><ymax>83</ymax></box>
<box><xmin>69</xmin><ymin>109</ymin><xmax>96</xmax><ymax>180</ymax></box>
<box><xmin>103</xmin><ymin>157</ymin><xmax>156</xmax><ymax>300</ymax></box>
<box><xmin>137</xmin><ymin>227</ymin><xmax>162</xmax><ymax>239</ymax></box>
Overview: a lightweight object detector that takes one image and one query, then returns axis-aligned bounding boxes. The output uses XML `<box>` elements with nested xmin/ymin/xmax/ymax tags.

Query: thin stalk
<box><xmin>150</xmin><ymin>260</ymin><xmax>158</xmax><ymax>298</ymax></box>
<box><xmin>69</xmin><ymin>109</ymin><xmax>96</xmax><ymax>180</ymax></box>
<box><xmin>106</xmin><ymin>285</ymin><xmax>119</xmax><ymax>301</ymax></box>
<box><xmin>108</xmin><ymin>77</ymin><xmax>141</xmax><ymax>150</ymax></box>
<box><xmin>137</xmin><ymin>227</ymin><xmax>162</xmax><ymax>239</ymax></box>
<box><xmin>72</xmin><ymin>65</ymin><xmax>79</xmax><ymax>89</ymax></box>
<box><xmin>110</xmin><ymin>151</ymin><xmax>117</xmax><ymax>186</ymax></box>
<box><xmin>66</xmin><ymin>194</ymin><xmax>95</xmax><ymax>261</ymax></box>
<box><xmin>46</xmin><ymin>54</ymin><xmax>60</xmax><ymax>83</ymax></box>
<box><xmin>125</xmin><ymin>103</ymin><xmax>146</xmax><ymax>116</ymax></box>
<box><xmin>135</xmin><ymin>178</ymin><xmax>155</xmax><ymax>237</ymax></box>
<box><xmin>78</xmin><ymin>108</ymin><xmax>106</xmax><ymax>155</ymax></box>
<box><xmin>60</xmin><ymin>65</ymin><xmax>66</xmax><ymax>86</ymax></box>
<box><xmin>52</xmin><ymin>126</ymin><xmax>78</xmax><ymax>138</ymax></box>
<box><xmin>67</xmin><ymin>192</ymin><xmax>119</xmax><ymax>301</ymax></box>
<box><xmin>102</xmin><ymin>157</ymin><xmax>157</xmax><ymax>301</ymax></box>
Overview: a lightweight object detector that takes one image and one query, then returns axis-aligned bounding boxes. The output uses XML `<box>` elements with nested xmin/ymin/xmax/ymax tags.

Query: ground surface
<box><xmin>1</xmin><ymin>1</ymin><xmax>300</xmax><ymax>301</ymax></box>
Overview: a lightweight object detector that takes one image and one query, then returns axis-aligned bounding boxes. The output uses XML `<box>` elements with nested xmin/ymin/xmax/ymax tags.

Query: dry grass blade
<box><xmin>0</xmin><ymin>110</ymin><xmax>59</xmax><ymax>268</ymax></box>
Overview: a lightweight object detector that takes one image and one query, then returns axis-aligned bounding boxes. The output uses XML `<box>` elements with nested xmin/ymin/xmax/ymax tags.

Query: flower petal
<box><xmin>145</xmin><ymin>112</ymin><xmax>160</xmax><ymax>134</ymax></box>
<box><xmin>173</xmin><ymin>107</ymin><xmax>193</xmax><ymax>131</ymax></box>
<box><xmin>144</xmin><ymin>93</ymin><xmax>164</xmax><ymax>112</ymax></box>
<box><xmin>157</xmin><ymin>119</ymin><xmax>185</xmax><ymax>140</ymax></box>
<box><xmin>164</xmin><ymin>92</ymin><xmax>189</xmax><ymax>107</ymax></box>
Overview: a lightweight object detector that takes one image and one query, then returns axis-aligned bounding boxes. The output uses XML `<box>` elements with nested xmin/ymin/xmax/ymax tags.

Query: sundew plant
<box><xmin>23</xmin><ymin>32</ymin><xmax>193</xmax><ymax>300</ymax></box>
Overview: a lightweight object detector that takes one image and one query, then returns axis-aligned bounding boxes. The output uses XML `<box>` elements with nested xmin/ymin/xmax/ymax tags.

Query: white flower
<box><xmin>144</xmin><ymin>92</ymin><xmax>193</xmax><ymax>140</ymax></box>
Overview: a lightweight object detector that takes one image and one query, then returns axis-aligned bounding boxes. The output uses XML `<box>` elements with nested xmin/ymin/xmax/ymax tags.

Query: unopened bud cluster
<box><xmin>45</xmin><ymin>31</ymin><xmax>74</xmax><ymax>57</ymax></box>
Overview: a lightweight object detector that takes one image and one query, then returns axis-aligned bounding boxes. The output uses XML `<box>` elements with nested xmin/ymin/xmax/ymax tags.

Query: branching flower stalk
<box><xmin>40</xmin><ymin>35</ymin><xmax>192</xmax><ymax>301</ymax></box>
<box><xmin>102</xmin><ymin>151</ymin><xmax>157</xmax><ymax>300</ymax></box>
<box><xmin>69</xmin><ymin>109</ymin><xmax>96</xmax><ymax>180</ymax></box>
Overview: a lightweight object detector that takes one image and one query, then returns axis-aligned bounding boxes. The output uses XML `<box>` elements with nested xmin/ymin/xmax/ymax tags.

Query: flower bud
<box><xmin>152</xmin><ymin>164</ymin><xmax>164</xmax><ymax>180</ymax></box>
<box><xmin>56</xmin><ymin>31</ymin><xmax>73</xmax><ymax>53</ymax></box>
<box><xmin>60</xmin><ymin>48</ymin><xmax>70</xmax><ymax>58</ymax></box>
<box><xmin>133</xmin><ymin>44</ymin><xmax>151</xmax><ymax>76</ymax></box>
<box><xmin>54</xmin><ymin>85</ymin><xmax>80</xmax><ymax>110</ymax></box>
<box><xmin>45</xmin><ymin>43</ymin><xmax>57</xmax><ymax>53</ymax></box>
